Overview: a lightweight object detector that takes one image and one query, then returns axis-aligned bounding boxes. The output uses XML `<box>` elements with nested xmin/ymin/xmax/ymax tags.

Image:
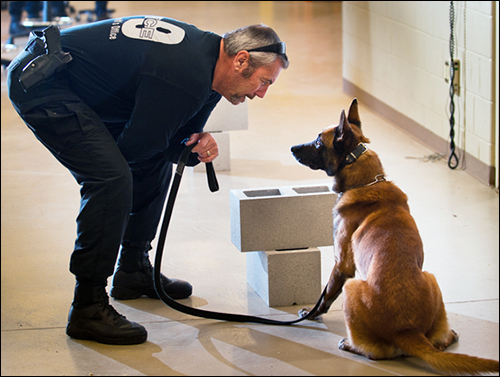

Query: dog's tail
<box><xmin>394</xmin><ymin>331</ymin><xmax>499</xmax><ymax>376</ymax></box>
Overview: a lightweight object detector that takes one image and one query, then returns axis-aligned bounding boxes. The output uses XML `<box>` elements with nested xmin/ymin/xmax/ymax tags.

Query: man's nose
<box><xmin>255</xmin><ymin>85</ymin><xmax>269</xmax><ymax>99</ymax></box>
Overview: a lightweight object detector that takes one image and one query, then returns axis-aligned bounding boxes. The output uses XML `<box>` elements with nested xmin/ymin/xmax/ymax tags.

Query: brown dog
<box><xmin>291</xmin><ymin>98</ymin><xmax>499</xmax><ymax>376</ymax></box>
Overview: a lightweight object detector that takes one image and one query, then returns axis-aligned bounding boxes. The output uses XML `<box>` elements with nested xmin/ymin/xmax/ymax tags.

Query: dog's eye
<box><xmin>315</xmin><ymin>137</ymin><xmax>322</xmax><ymax>149</ymax></box>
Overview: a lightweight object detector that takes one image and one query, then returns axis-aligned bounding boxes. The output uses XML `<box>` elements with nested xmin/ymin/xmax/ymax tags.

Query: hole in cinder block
<box><xmin>243</xmin><ymin>189</ymin><xmax>281</xmax><ymax>197</ymax></box>
<box><xmin>293</xmin><ymin>186</ymin><xmax>330</xmax><ymax>194</ymax></box>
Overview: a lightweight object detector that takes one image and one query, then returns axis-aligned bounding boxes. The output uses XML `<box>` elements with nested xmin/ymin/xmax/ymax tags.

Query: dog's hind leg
<box><xmin>425</xmin><ymin>305</ymin><xmax>458</xmax><ymax>351</ymax></box>
<box><xmin>340</xmin><ymin>279</ymin><xmax>404</xmax><ymax>360</ymax></box>
<box><xmin>422</xmin><ymin>272</ymin><xmax>459</xmax><ymax>351</ymax></box>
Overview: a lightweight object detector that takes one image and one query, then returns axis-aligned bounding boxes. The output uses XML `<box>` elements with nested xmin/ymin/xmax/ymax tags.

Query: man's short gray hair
<box><xmin>222</xmin><ymin>24</ymin><xmax>289</xmax><ymax>70</ymax></box>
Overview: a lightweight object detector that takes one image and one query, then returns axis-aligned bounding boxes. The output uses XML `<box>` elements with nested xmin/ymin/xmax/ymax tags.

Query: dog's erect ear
<box><xmin>347</xmin><ymin>98</ymin><xmax>361</xmax><ymax>129</ymax></box>
<box><xmin>334</xmin><ymin>109</ymin><xmax>353</xmax><ymax>143</ymax></box>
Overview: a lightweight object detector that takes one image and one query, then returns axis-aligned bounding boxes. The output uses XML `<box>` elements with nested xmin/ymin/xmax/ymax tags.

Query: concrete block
<box><xmin>246</xmin><ymin>248</ymin><xmax>321</xmax><ymax>307</ymax></box>
<box><xmin>193</xmin><ymin>131</ymin><xmax>230</xmax><ymax>172</ymax></box>
<box><xmin>204</xmin><ymin>99</ymin><xmax>248</xmax><ymax>132</ymax></box>
<box><xmin>230</xmin><ymin>185</ymin><xmax>337</xmax><ymax>252</ymax></box>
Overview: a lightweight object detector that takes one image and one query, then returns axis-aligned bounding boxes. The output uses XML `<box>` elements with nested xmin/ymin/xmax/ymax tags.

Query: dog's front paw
<box><xmin>338</xmin><ymin>338</ymin><xmax>351</xmax><ymax>351</ymax></box>
<box><xmin>298</xmin><ymin>307</ymin><xmax>312</xmax><ymax>318</ymax></box>
<box><xmin>298</xmin><ymin>307</ymin><xmax>322</xmax><ymax>320</ymax></box>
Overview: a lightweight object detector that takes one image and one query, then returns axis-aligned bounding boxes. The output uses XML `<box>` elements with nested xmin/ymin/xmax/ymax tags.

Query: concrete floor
<box><xmin>1</xmin><ymin>1</ymin><xmax>498</xmax><ymax>376</ymax></box>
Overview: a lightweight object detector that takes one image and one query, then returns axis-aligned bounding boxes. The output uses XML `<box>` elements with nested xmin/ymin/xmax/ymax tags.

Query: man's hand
<box><xmin>185</xmin><ymin>132</ymin><xmax>219</xmax><ymax>163</ymax></box>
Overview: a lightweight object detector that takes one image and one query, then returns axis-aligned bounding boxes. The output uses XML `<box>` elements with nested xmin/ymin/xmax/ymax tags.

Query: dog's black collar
<box><xmin>339</xmin><ymin>143</ymin><xmax>368</xmax><ymax>169</ymax></box>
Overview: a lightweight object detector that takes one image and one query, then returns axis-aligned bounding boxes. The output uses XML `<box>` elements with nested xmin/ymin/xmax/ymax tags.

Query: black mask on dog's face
<box><xmin>291</xmin><ymin>138</ymin><xmax>328</xmax><ymax>173</ymax></box>
<box><xmin>291</xmin><ymin>128</ymin><xmax>339</xmax><ymax>176</ymax></box>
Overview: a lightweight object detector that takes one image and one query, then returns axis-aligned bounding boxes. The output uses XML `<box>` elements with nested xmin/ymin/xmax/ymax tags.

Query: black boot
<box><xmin>110</xmin><ymin>243</ymin><xmax>192</xmax><ymax>300</ymax></box>
<box><xmin>66</xmin><ymin>282</ymin><xmax>147</xmax><ymax>345</ymax></box>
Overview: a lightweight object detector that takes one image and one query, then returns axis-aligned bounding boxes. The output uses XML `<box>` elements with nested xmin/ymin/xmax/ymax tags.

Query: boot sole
<box><xmin>110</xmin><ymin>286</ymin><xmax>192</xmax><ymax>300</ymax></box>
<box><xmin>66</xmin><ymin>323</ymin><xmax>147</xmax><ymax>345</ymax></box>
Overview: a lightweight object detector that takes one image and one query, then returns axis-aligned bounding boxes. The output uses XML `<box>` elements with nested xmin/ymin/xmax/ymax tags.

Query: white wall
<box><xmin>342</xmin><ymin>1</ymin><xmax>496</xmax><ymax>185</ymax></box>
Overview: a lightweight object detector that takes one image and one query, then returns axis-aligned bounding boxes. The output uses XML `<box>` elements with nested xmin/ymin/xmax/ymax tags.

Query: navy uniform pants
<box><xmin>8</xmin><ymin>50</ymin><xmax>172</xmax><ymax>286</ymax></box>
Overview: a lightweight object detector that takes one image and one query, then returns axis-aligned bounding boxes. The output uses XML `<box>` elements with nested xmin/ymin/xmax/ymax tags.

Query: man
<box><xmin>7</xmin><ymin>15</ymin><xmax>288</xmax><ymax>345</ymax></box>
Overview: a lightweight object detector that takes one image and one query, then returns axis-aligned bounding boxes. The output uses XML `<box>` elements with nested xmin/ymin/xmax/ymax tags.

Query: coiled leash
<box><xmin>154</xmin><ymin>143</ymin><xmax>326</xmax><ymax>325</ymax></box>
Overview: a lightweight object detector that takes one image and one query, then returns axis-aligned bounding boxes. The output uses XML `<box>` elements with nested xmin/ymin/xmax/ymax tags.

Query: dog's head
<box><xmin>291</xmin><ymin>98</ymin><xmax>369</xmax><ymax>177</ymax></box>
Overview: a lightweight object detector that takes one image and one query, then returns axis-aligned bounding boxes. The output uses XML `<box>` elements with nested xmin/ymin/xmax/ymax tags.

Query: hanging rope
<box><xmin>448</xmin><ymin>1</ymin><xmax>459</xmax><ymax>169</ymax></box>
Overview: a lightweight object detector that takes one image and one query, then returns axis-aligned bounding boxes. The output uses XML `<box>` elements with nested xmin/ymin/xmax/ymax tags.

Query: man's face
<box><xmin>225</xmin><ymin>59</ymin><xmax>283</xmax><ymax>105</ymax></box>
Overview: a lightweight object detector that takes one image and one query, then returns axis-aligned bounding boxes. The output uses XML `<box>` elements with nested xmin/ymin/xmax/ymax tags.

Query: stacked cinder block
<box><xmin>194</xmin><ymin>99</ymin><xmax>248</xmax><ymax>172</ymax></box>
<box><xmin>246</xmin><ymin>247</ymin><xmax>322</xmax><ymax>307</ymax></box>
<box><xmin>230</xmin><ymin>185</ymin><xmax>337</xmax><ymax>306</ymax></box>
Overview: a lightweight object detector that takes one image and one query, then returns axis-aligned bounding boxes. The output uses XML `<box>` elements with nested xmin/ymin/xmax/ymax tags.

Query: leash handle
<box><xmin>176</xmin><ymin>141</ymin><xmax>218</xmax><ymax>192</ymax></box>
<box><xmin>205</xmin><ymin>162</ymin><xmax>219</xmax><ymax>192</ymax></box>
<box><xmin>154</xmin><ymin>143</ymin><xmax>324</xmax><ymax>325</ymax></box>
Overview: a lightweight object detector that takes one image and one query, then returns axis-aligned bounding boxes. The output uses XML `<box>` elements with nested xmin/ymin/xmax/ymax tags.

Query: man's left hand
<box><xmin>185</xmin><ymin>132</ymin><xmax>219</xmax><ymax>163</ymax></box>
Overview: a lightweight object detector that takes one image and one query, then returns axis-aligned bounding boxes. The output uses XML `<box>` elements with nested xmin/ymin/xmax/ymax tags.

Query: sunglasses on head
<box><xmin>246</xmin><ymin>42</ymin><xmax>286</xmax><ymax>56</ymax></box>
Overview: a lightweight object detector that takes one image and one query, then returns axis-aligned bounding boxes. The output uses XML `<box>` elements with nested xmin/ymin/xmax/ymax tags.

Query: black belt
<box><xmin>154</xmin><ymin>143</ymin><xmax>326</xmax><ymax>325</ymax></box>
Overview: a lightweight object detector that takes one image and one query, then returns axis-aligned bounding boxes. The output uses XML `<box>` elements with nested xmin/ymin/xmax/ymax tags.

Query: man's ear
<box><xmin>234</xmin><ymin>50</ymin><xmax>250</xmax><ymax>71</ymax></box>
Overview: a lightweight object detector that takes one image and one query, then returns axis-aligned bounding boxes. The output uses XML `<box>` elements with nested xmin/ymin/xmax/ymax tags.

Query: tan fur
<box><xmin>291</xmin><ymin>99</ymin><xmax>499</xmax><ymax>376</ymax></box>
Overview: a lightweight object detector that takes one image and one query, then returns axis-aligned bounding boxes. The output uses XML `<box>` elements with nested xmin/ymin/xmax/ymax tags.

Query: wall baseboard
<box><xmin>343</xmin><ymin>79</ymin><xmax>495</xmax><ymax>186</ymax></box>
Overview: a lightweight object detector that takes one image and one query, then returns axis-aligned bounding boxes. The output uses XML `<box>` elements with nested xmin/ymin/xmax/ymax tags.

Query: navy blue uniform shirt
<box><xmin>60</xmin><ymin>16</ymin><xmax>222</xmax><ymax>164</ymax></box>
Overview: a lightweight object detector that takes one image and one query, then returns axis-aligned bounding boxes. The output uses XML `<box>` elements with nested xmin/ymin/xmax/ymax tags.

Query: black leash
<box><xmin>154</xmin><ymin>143</ymin><xmax>326</xmax><ymax>325</ymax></box>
